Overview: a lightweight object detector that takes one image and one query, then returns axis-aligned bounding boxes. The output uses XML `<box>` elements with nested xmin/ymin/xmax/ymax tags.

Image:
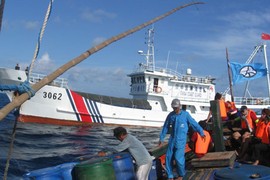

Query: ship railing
<box><xmin>234</xmin><ymin>97</ymin><xmax>270</xmax><ymax>106</ymax></box>
<box><xmin>179</xmin><ymin>97</ymin><xmax>211</xmax><ymax>103</ymax></box>
<box><xmin>29</xmin><ymin>72</ymin><xmax>68</xmax><ymax>88</ymax></box>
<box><xmin>135</xmin><ymin>66</ymin><xmax>214</xmax><ymax>84</ymax></box>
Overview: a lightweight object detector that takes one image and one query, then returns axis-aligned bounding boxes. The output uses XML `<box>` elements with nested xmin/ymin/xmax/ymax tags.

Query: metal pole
<box><xmin>263</xmin><ymin>44</ymin><xmax>270</xmax><ymax>99</ymax></box>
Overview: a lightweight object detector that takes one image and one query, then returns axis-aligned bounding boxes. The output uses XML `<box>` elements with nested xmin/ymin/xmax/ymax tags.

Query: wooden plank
<box><xmin>149</xmin><ymin>142</ymin><xmax>168</xmax><ymax>158</ymax></box>
<box><xmin>191</xmin><ymin>151</ymin><xmax>236</xmax><ymax>168</ymax></box>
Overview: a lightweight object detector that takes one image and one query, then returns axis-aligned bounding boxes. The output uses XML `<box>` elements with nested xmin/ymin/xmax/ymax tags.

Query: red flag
<box><xmin>261</xmin><ymin>33</ymin><xmax>270</xmax><ymax>40</ymax></box>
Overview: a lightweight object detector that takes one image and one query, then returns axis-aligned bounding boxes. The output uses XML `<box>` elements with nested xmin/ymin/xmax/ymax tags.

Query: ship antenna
<box><xmin>146</xmin><ymin>27</ymin><xmax>155</xmax><ymax>71</ymax></box>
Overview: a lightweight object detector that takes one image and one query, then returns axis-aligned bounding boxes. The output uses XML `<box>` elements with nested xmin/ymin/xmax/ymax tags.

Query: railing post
<box><xmin>210</xmin><ymin>100</ymin><xmax>225</xmax><ymax>152</ymax></box>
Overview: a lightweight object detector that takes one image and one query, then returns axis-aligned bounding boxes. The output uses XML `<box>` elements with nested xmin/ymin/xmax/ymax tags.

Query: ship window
<box><xmin>181</xmin><ymin>85</ymin><xmax>184</xmax><ymax>89</ymax></box>
<box><xmin>185</xmin><ymin>85</ymin><xmax>188</xmax><ymax>90</ymax></box>
<box><xmin>195</xmin><ymin>86</ymin><xmax>198</xmax><ymax>91</ymax></box>
<box><xmin>199</xmin><ymin>87</ymin><xmax>202</xmax><ymax>92</ymax></box>
<box><xmin>148</xmin><ymin>77</ymin><xmax>151</xmax><ymax>81</ymax></box>
<box><xmin>190</xmin><ymin>86</ymin><xmax>193</xmax><ymax>91</ymax></box>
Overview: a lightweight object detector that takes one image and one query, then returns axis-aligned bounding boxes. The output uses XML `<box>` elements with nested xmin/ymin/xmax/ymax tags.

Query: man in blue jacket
<box><xmin>159</xmin><ymin>99</ymin><xmax>205</xmax><ymax>180</ymax></box>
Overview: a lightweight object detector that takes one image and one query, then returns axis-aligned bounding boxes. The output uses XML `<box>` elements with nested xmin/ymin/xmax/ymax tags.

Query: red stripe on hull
<box><xmin>18</xmin><ymin>115</ymin><xmax>93</xmax><ymax>126</ymax></box>
<box><xmin>70</xmin><ymin>91</ymin><xmax>92</xmax><ymax>122</ymax></box>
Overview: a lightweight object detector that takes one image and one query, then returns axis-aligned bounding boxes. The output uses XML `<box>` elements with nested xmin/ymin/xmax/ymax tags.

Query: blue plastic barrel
<box><xmin>110</xmin><ymin>152</ymin><xmax>136</xmax><ymax>180</ymax></box>
<box><xmin>23</xmin><ymin>162</ymin><xmax>78</xmax><ymax>180</ymax></box>
<box><xmin>213</xmin><ymin>163</ymin><xmax>270</xmax><ymax>180</ymax></box>
<box><xmin>148</xmin><ymin>159</ymin><xmax>163</xmax><ymax>180</ymax></box>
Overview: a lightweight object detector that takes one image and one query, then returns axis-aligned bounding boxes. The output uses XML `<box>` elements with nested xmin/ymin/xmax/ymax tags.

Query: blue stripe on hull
<box><xmin>65</xmin><ymin>89</ymin><xmax>81</xmax><ymax>122</ymax></box>
<box><xmin>85</xmin><ymin>98</ymin><xmax>99</xmax><ymax>123</ymax></box>
<box><xmin>91</xmin><ymin>100</ymin><xmax>104</xmax><ymax>123</ymax></box>
<box><xmin>86</xmin><ymin>99</ymin><xmax>103</xmax><ymax>123</ymax></box>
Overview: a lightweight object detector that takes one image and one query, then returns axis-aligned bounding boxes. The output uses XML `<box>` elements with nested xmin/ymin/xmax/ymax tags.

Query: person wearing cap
<box><xmin>98</xmin><ymin>127</ymin><xmax>153</xmax><ymax>180</ymax></box>
<box><xmin>159</xmin><ymin>99</ymin><xmax>205</xmax><ymax>180</ymax></box>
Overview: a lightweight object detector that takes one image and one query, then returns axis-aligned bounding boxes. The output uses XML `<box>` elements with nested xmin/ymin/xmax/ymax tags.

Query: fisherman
<box><xmin>25</xmin><ymin>66</ymin><xmax>29</xmax><ymax>75</ymax></box>
<box><xmin>252</xmin><ymin>109</ymin><xmax>270</xmax><ymax>165</ymax></box>
<box><xmin>98</xmin><ymin>127</ymin><xmax>153</xmax><ymax>180</ymax></box>
<box><xmin>159</xmin><ymin>99</ymin><xmax>205</xmax><ymax>180</ymax></box>
<box><xmin>236</xmin><ymin>106</ymin><xmax>258</xmax><ymax>134</ymax></box>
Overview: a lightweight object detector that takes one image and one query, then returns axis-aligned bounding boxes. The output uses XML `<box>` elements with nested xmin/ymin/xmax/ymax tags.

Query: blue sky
<box><xmin>1</xmin><ymin>0</ymin><xmax>270</xmax><ymax>98</ymax></box>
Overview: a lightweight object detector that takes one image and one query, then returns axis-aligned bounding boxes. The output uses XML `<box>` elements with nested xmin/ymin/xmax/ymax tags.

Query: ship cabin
<box><xmin>128</xmin><ymin>65</ymin><xmax>216</xmax><ymax>115</ymax></box>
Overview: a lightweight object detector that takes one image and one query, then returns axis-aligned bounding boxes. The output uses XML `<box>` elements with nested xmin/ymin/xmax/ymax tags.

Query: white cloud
<box><xmin>66</xmin><ymin>66</ymin><xmax>130</xmax><ymax>97</ymax></box>
<box><xmin>22</xmin><ymin>20</ymin><xmax>39</xmax><ymax>30</ymax></box>
<box><xmin>32</xmin><ymin>52</ymin><xmax>54</xmax><ymax>73</ymax></box>
<box><xmin>92</xmin><ymin>37</ymin><xmax>106</xmax><ymax>46</ymax></box>
<box><xmin>220</xmin><ymin>10</ymin><xmax>270</xmax><ymax>28</ymax></box>
<box><xmin>81</xmin><ymin>8</ymin><xmax>117</xmax><ymax>23</ymax></box>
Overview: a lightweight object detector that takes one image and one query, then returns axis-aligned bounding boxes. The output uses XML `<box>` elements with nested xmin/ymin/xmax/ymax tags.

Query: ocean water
<box><xmin>0</xmin><ymin>116</ymin><xmax>161</xmax><ymax>179</ymax></box>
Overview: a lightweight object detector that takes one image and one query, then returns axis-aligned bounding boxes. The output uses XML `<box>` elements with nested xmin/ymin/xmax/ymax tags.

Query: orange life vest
<box><xmin>261</xmin><ymin>123</ymin><xmax>270</xmax><ymax>144</ymax></box>
<box><xmin>195</xmin><ymin>130</ymin><xmax>211</xmax><ymax>154</ymax></box>
<box><xmin>255</xmin><ymin>120</ymin><xmax>266</xmax><ymax>139</ymax></box>
<box><xmin>241</xmin><ymin>109</ymin><xmax>255</xmax><ymax>131</ymax></box>
<box><xmin>225</xmin><ymin>101</ymin><xmax>237</xmax><ymax>114</ymax></box>
<box><xmin>219</xmin><ymin>99</ymin><xmax>227</xmax><ymax>120</ymax></box>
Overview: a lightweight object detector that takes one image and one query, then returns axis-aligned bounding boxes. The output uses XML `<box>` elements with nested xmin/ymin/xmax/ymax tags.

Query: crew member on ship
<box><xmin>98</xmin><ymin>127</ymin><xmax>153</xmax><ymax>180</ymax></box>
<box><xmin>159</xmin><ymin>99</ymin><xmax>205</xmax><ymax>180</ymax></box>
<box><xmin>206</xmin><ymin>92</ymin><xmax>227</xmax><ymax>123</ymax></box>
<box><xmin>252</xmin><ymin>109</ymin><xmax>270</xmax><ymax>165</ymax></box>
<box><xmin>15</xmin><ymin>63</ymin><xmax>20</xmax><ymax>70</ymax></box>
<box><xmin>235</xmin><ymin>105</ymin><xmax>258</xmax><ymax>134</ymax></box>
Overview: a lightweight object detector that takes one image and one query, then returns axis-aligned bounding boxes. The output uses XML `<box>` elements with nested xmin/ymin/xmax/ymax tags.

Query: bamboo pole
<box><xmin>0</xmin><ymin>2</ymin><xmax>204</xmax><ymax>121</ymax></box>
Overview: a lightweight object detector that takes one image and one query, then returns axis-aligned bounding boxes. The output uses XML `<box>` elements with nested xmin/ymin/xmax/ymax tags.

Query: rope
<box><xmin>28</xmin><ymin>0</ymin><xmax>54</xmax><ymax>79</ymax></box>
<box><xmin>3</xmin><ymin>110</ymin><xmax>19</xmax><ymax>180</ymax></box>
<box><xmin>0</xmin><ymin>81</ymin><xmax>36</xmax><ymax>98</ymax></box>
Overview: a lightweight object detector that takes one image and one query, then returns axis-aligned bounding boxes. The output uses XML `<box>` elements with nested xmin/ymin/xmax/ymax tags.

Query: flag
<box><xmin>262</xmin><ymin>33</ymin><xmax>270</xmax><ymax>40</ymax></box>
<box><xmin>230</xmin><ymin>62</ymin><xmax>267</xmax><ymax>84</ymax></box>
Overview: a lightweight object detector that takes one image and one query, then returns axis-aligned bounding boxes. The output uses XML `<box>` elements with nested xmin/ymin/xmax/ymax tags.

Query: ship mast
<box><xmin>138</xmin><ymin>28</ymin><xmax>155</xmax><ymax>71</ymax></box>
<box><xmin>262</xmin><ymin>44</ymin><xmax>270</xmax><ymax>99</ymax></box>
<box><xmin>146</xmin><ymin>28</ymin><xmax>155</xmax><ymax>71</ymax></box>
<box><xmin>243</xmin><ymin>44</ymin><xmax>270</xmax><ymax>99</ymax></box>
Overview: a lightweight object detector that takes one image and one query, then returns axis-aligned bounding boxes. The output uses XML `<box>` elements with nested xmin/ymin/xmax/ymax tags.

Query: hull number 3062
<box><xmin>43</xmin><ymin>92</ymin><xmax>62</xmax><ymax>100</ymax></box>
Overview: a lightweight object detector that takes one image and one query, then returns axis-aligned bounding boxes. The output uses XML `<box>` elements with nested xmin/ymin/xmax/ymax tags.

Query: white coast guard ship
<box><xmin>0</xmin><ymin>28</ymin><xmax>216</xmax><ymax>127</ymax></box>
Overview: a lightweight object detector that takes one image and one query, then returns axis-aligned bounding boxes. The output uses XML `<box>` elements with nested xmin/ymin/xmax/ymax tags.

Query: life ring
<box><xmin>155</xmin><ymin>87</ymin><xmax>162</xmax><ymax>93</ymax></box>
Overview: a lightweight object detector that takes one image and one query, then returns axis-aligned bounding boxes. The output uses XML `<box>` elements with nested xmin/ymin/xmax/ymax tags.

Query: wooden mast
<box><xmin>226</xmin><ymin>48</ymin><xmax>234</xmax><ymax>102</ymax></box>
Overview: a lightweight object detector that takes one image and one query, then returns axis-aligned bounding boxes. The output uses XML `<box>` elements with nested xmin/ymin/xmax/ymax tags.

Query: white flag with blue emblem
<box><xmin>230</xmin><ymin>62</ymin><xmax>267</xmax><ymax>84</ymax></box>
